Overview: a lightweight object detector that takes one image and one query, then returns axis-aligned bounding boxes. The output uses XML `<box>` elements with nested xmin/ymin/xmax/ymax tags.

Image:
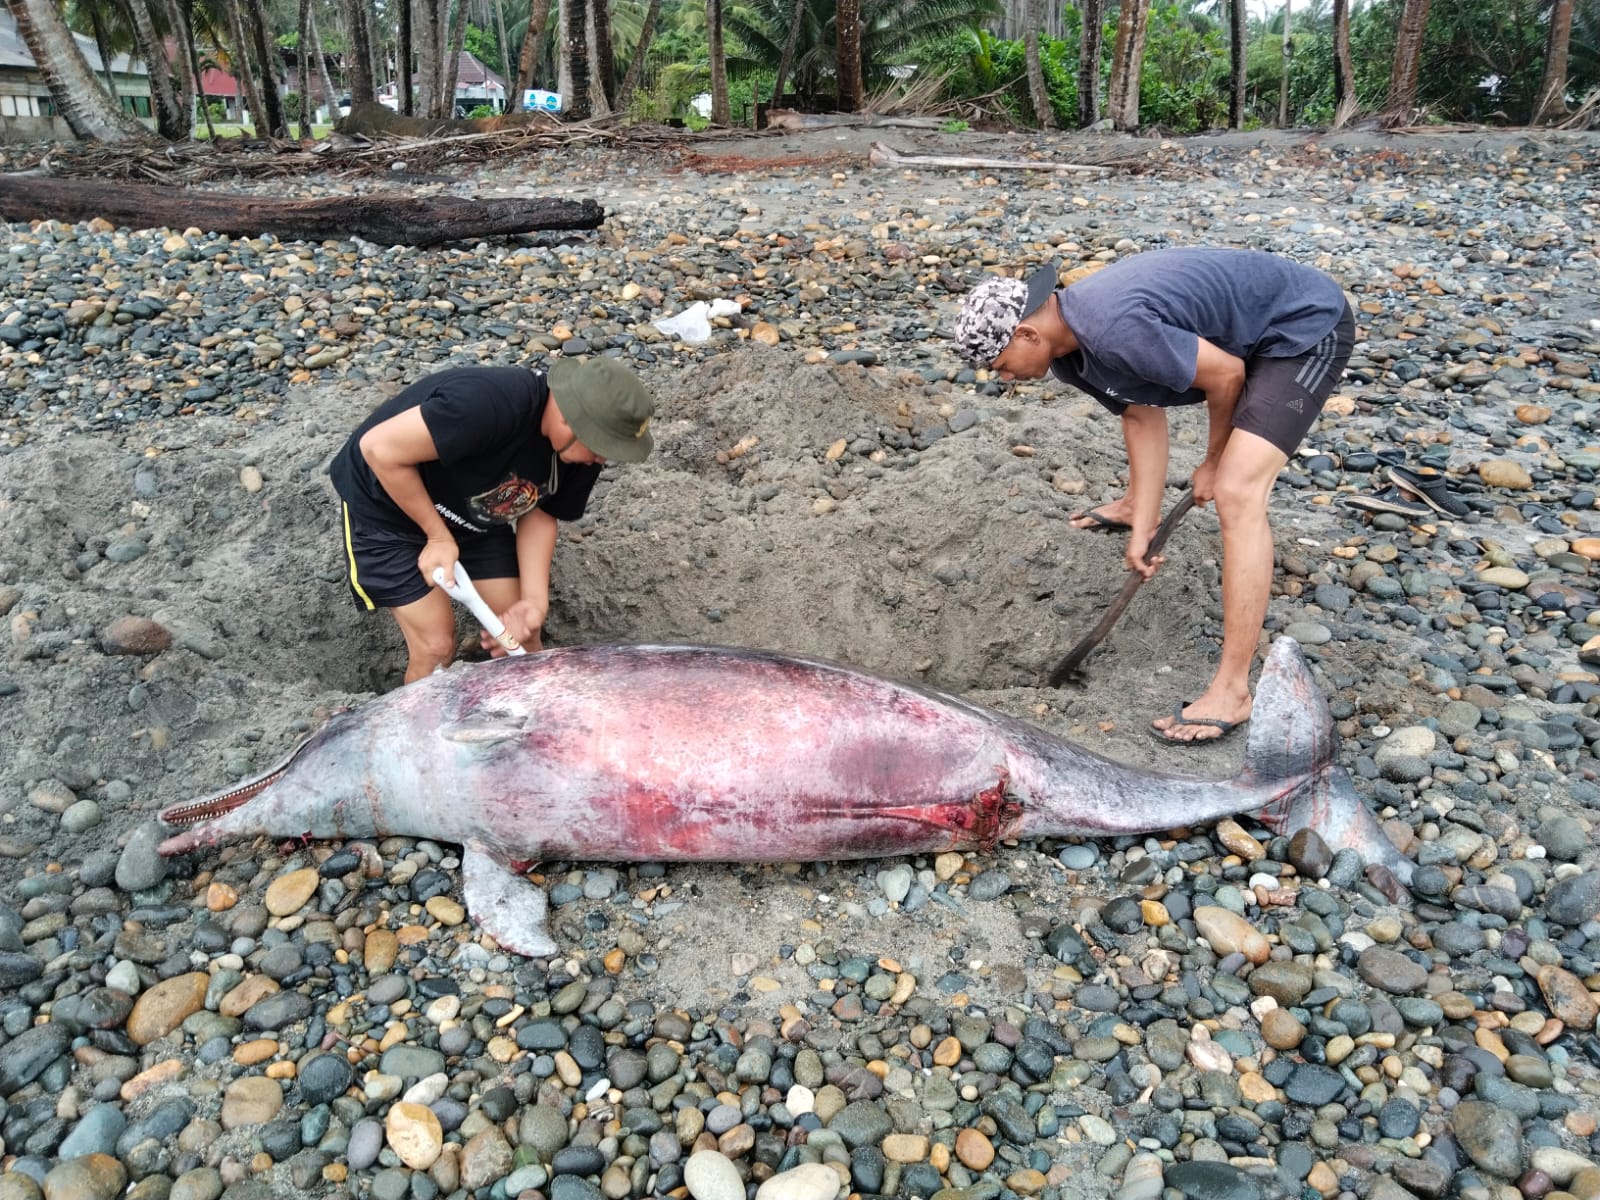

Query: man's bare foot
<box><xmin>1068</xmin><ymin>503</ymin><xmax>1133</xmax><ymax>532</ymax></box>
<box><xmin>1151</xmin><ymin>690</ymin><xmax>1252</xmax><ymax>744</ymax></box>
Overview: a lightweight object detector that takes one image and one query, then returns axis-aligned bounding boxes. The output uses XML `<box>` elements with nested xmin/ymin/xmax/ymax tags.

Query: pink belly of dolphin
<box><xmin>422</xmin><ymin>647</ymin><xmax>1026</xmax><ymax>864</ymax></box>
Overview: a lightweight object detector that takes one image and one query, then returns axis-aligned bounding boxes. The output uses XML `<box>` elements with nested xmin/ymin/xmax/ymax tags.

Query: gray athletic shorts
<box><xmin>1233</xmin><ymin>304</ymin><xmax>1355</xmax><ymax>455</ymax></box>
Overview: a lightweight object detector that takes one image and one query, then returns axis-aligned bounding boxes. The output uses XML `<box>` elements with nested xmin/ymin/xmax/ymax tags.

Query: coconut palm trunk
<box><xmin>342</xmin><ymin>0</ymin><xmax>376</xmax><ymax>103</ymax></box>
<box><xmin>491</xmin><ymin>0</ymin><xmax>511</xmax><ymax>109</ymax></box>
<box><xmin>590</xmin><ymin>0</ymin><xmax>615</xmax><ymax>113</ymax></box>
<box><xmin>1331</xmin><ymin>0</ymin><xmax>1355</xmax><ymax>127</ymax></box>
<box><xmin>1385</xmin><ymin>0</ymin><xmax>1431</xmax><ymax>117</ymax></box>
<box><xmin>297</xmin><ymin>0</ymin><xmax>311</xmax><ymax>135</ymax></box>
<box><xmin>87</xmin><ymin>8</ymin><xmax>120</xmax><ymax>104</ymax></box>
<box><xmin>223</xmin><ymin>0</ymin><xmax>268</xmax><ymax>127</ymax></box>
<box><xmin>1023</xmin><ymin>0</ymin><xmax>1054</xmax><ymax>128</ymax></box>
<box><xmin>513</xmin><ymin>0</ymin><xmax>552</xmax><ymax>97</ymax></box>
<box><xmin>706</xmin><ymin>0</ymin><xmax>727</xmax><ymax>123</ymax></box>
<box><xmin>1229</xmin><ymin>0</ymin><xmax>1246</xmax><ymax>127</ymax></box>
<box><xmin>310</xmin><ymin>7</ymin><xmax>339</xmax><ymax>121</ymax></box>
<box><xmin>765</xmin><ymin>0</ymin><xmax>804</xmax><ymax>116</ymax></box>
<box><xmin>444</xmin><ymin>0</ymin><xmax>467</xmax><ymax>114</ymax></box>
<box><xmin>126</xmin><ymin>0</ymin><xmax>190</xmax><ymax>138</ymax></box>
<box><xmin>164</xmin><ymin>0</ymin><xmax>213</xmax><ymax>137</ymax></box>
<box><xmin>397</xmin><ymin>0</ymin><xmax>413</xmax><ymax>111</ymax></box>
<box><xmin>1532</xmin><ymin>0</ymin><xmax>1574</xmax><ymax>124</ymax></box>
<box><xmin>835</xmin><ymin>0</ymin><xmax>862</xmax><ymax>112</ymax></box>
<box><xmin>6</xmin><ymin>0</ymin><xmax>148</xmax><ymax>140</ymax></box>
<box><xmin>566</xmin><ymin>0</ymin><xmax>592</xmax><ymax>117</ymax></box>
<box><xmin>1077</xmin><ymin>0</ymin><xmax>1103</xmax><ymax>126</ymax></box>
<box><xmin>1278</xmin><ymin>0</ymin><xmax>1291</xmax><ymax>126</ymax></box>
<box><xmin>247</xmin><ymin>0</ymin><xmax>287</xmax><ymax>134</ymax></box>
<box><xmin>617</xmin><ymin>0</ymin><xmax>662</xmax><ymax>111</ymax></box>
<box><xmin>1106</xmin><ymin>0</ymin><xmax>1150</xmax><ymax>132</ymax></box>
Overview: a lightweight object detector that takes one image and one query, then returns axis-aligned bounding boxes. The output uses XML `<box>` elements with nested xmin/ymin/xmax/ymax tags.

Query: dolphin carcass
<box><xmin>159</xmin><ymin>638</ymin><xmax>1411</xmax><ymax>956</ymax></box>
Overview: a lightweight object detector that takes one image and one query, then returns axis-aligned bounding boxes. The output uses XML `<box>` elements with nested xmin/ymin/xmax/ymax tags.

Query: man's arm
<box><xmin>1192</xmin><ymin>338</ymin><xmax>1247</xmax><ymax>503</ymax></box>
<box><xmin>1121</xmin><ymin>404</ymin><xmax>1170</xmax><ymax>580</ymax></box>
<box><xmin>498</xmin><ymin>509</ymin><xmax>558</xmax><ymax>653</ymax></box>
<box><xmin>358</xmin><ymin>409</ymin><xmax>461</xmax><ymax>585</ymax></box>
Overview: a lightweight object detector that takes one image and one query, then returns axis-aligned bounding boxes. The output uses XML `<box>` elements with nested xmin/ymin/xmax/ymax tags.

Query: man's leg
<box><xmin>389</xmin><ymin>590</ymin><xmax>462</xmax><ymax>684</ymax></box>
<box><xmin>1153</xmin><ymin>428</ymin><xmax>1286</xmax><ymax>742</ymax></box>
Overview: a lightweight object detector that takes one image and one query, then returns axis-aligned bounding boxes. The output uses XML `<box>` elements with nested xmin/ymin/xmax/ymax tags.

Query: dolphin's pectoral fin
<box><xmin>460</xmin><ymin>847</ymin><xmax>557</xmax><ymax>958</ymax></box>
<box><xmin>441</xmin><ymin>720</ymin><xmax>529</xmax><ymax>746</ymax></box>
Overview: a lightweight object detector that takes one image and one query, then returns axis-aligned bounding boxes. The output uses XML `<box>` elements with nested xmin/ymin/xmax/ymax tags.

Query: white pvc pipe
<box><xmin>432</xmin><ymin>562</ymin><xmax>526</xmax><ymax>656</ymax></box>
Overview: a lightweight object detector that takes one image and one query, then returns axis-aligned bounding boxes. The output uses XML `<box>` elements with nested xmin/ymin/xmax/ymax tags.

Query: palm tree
<box><xmin>1106</xmin><ymin>0</ymin><xmax>1150</xmax><ymax>130</ymax></box>
<box><xmin>836</xmin><ymin>0</ymin><xmax>862</xmax><ymax>109</ymax></box>
<box><xmin>7</xmin><ymin>0</ymin><xmax>149</xmax><ymax>140</ymax></box>
<box><xmin>1533</xmin><ymin>0</ymin><xmax>1575</xmax><ymax>122</ymax></box>
<box><xmin>1386</xmin><ymin>0</ymin><xmax>1431</xmax><ymax>115</ymax></box>
<box><xmin>1228</xmin><ymin>0</ymin><xmax>1244</xmax><ymax>127</ymax></box>
<box><xmin>565</xmin><ymin>0</ymin><xmax>591</xmax><ymax>115</ymax></box>
<box><xmin>617</xmin><ymin>0</ymin><xmax>663</xmax><ymax>109</ymax></box>
<box><xmin>706</xmin><ymin>0</ymin><xmax>727</xmax><ymax>121</ymax></box>
<box><xmin>1331</xmin><ymin>0</ymin><xmax>1355</xmax><ymax>125</ymax></box>
<box><xmin>592</xmin><ymin>0</ymin><xmax>617</xmax><ymax>110</ymax></box>
<box><xmin>722</xmin><ymin>0</ymin><xmax>999</xmax><ymax>111</ymax></box>
<box><xmin>122</xmin><ymin>0</ymin><xmax>193</xmax><ymax>138</ymax></box>
<box><xmin>511</xmin><ymin>0</ymin><xmax>554</xmax><ymax>96</ymax></box>
<box><xmin>1022</xmin><ymin>0</ymin><xmax>1053</xmax><ymax>127</ymax></box>
<box><xmin>341</xmin><ymin>0</ymin><xmax>376</xmax><ymax>103</ymax></box>
<box><xmin>1078</xmin><ymin>0</ymin><xmax>1104</xmax><ymax>125</ymax></box>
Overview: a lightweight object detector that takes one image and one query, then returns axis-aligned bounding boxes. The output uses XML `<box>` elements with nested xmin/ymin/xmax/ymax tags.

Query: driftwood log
<box><xmin>869</xmin><ymin>140</ymin><xmax>1113</xmax><ymax>176</ymax></box>
<box><xmin>0</xmin><ymin>175</ymin><xmax>605</xmax><ymax>246</ymax></box>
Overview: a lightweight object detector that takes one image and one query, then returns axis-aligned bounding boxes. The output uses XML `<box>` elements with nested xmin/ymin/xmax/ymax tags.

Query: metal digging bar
<box><xmin>1047</xmin><ymin>487</ymin><xmax>1197</xmax><ymax>687</ymax></box>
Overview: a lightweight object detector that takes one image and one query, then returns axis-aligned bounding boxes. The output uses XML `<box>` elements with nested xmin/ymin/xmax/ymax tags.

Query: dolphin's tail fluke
<box><xmin>1244</xmin><ymin>637</ymin><xmax>1413</xmax><ymax>885</ymax></box>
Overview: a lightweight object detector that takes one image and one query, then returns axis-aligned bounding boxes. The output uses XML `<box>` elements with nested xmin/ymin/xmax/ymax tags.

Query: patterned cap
<box><xmin>952</xmin><ymin>260</ymin><xmax>1061</xmax><ymax>364</ymax></box>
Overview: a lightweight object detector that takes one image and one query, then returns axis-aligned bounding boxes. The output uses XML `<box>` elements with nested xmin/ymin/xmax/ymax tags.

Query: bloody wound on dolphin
<box><xmin>158</xmin><ymin>637</ymin><xmax>1410</xmax><ymax>957</ymax></box>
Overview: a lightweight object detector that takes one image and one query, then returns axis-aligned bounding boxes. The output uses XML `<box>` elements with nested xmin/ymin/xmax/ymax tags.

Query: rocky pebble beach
<box><xmin>3</xmin><ymin>125</ymin><xmax>1600</xmax><ymax>1200</ymax></box>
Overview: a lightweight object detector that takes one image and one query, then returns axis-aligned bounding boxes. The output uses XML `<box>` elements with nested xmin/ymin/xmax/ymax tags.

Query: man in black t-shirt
<box><xmin>329</xmin><ymin>358</ymin><xmax>655</xmax><ymax>684</ymax></box>
<box><xmin>954</xmin><ymin>248</ymin><xmax>1354</xmax><ymax>746</ymax></box>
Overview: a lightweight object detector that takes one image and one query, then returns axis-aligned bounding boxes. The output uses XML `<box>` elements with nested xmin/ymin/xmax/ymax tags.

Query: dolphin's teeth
<box><xmin>161</xmin><ymin>767</ymin><xmax>286</xmax><ymax>825</ymax></box>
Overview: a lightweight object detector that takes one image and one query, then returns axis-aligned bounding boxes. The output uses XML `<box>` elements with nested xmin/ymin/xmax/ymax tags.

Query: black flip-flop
<box><xmin>1151</xmin><ymin>700</ymin><xmax>1247</xmax><ymax>746</ymax></box>
<box><xmin>1337</xmin><ymin>487</ymin><xmax>1432</xmax><ymax>519</ymax></box>
<box><xmin>1070</xmin><ymin>507</ymin><xmax>1131</xmax><ymax>533</ymax></box>
<box><xmin>1386</xmin><ymin>465</ymin><xmax>1470</xmax><ymax>517</ymax></box>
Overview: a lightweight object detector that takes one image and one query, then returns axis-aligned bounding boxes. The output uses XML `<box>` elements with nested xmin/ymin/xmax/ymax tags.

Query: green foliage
<box><xmin>941</xmin><ymin>118</ymin><xmax>970</xmax><ymax>132</ymax></box>
<box><xmin>465</xmin><ymin>103</ymin><xmax>498</xmax><ymax>119</ymax></box>
<box><xmin>1137</xmin><ymin>3</ymin><xmax>1229</xmax><ymax>132</ymax></box>
<box><xmin>206</xmin><ymin>100</ymin><xmax>227</xmax><ymax>123</ymax></box>
<box><xmin>721</xmin><ymin>0</ymin><xmax>1001</xmax><ymax>109</ymax></box>
<box><xmin>464</xmin><ymin>23</ymin><xmax>505</xmax><ymax>75</ymax></box>
<box><xmin>282</xmin><ymin>92</ymin><xmax>303</xmax><ymax>122</ymax></box>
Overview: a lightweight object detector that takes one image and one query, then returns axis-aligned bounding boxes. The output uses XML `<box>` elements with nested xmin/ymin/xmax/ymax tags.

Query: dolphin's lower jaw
<box><xmin>160</xmin><ymin>742</ymin><xmax>305</xmax><ymax>828</ymax></box>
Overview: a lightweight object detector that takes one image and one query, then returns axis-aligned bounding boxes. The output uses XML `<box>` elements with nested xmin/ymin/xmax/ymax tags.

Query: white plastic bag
<box><xmin>653</xmin><ymin>298</ymin><xmax>742</xmax><ymax>344</ymax></box>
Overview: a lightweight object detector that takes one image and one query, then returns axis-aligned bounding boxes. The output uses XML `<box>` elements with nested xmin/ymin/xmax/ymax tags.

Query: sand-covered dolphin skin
<box><xmin>158</xmin><ymin>637</ymin><xmax>1409</xmax><ymax>956</ymax></box>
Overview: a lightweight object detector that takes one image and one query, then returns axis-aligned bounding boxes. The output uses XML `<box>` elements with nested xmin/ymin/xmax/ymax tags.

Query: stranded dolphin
<box><xmin>158</xmin><ymin>637</ymin><xmax>1410</xmax><ymax>956</ymax></box>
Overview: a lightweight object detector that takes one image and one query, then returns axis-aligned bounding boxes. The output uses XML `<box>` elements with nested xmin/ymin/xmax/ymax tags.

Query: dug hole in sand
<box><xmin>0</xmin><ymin>343</ymin><xmax>1336</xmax><ymax>1009</ymax></box>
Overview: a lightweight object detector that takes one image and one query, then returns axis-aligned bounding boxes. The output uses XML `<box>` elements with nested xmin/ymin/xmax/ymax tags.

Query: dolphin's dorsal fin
<box><xmin>461</xmin><ymin>847</ymin><xmax>556</xmax><ymax>957</ymax></box>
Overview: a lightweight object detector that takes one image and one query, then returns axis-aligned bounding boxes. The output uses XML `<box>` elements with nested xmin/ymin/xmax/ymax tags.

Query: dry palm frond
<box><xmin>1556</xmin><ymin>87</ymin><xmax>1600</xmax><ymax>130</ymax></box>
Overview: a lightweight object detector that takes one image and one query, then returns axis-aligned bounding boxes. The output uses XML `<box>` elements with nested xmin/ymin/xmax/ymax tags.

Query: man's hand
<box><xmin>1192</xmin><ymin>461</ymin><xmax>1218</xmax><ymax>507</ymax></box>
<box><xmin>420</xmin><ymin>535</ymin><xmax>461</xmax><ymax>587</ymax></box>
<box><xmin>490</xmin><ymin>598</ymin><xmax>547</xmax><ymax>655</ymax></box>
<box><xmin>1125</xmin><ymin>532</ymin><xmax>1164</xmax><ymax>581</ymax></box>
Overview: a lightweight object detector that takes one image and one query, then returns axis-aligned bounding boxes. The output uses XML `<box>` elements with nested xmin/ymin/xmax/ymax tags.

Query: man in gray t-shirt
<box><xmin>953</xmin><ymin>247</ymin><xmax>1353</xmax><ymax>745</ymax></box>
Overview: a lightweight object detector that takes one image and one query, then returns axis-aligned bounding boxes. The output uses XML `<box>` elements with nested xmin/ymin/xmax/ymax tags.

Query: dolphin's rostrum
<box><xmin>159</xmin><ymin>637</ymin><xmax>1410</xmax><ymax>956</ymax></box>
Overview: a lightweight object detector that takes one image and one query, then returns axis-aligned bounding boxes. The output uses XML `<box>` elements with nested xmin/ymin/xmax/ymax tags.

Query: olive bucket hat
<box><xmin>548</xmin><ymin>358</ymin><xmax>655</xmax><ymax>463</ymax></box>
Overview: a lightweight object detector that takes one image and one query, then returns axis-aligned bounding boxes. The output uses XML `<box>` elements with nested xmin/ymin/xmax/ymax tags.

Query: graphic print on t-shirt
<box><xmin>467</xmin><ymin>472</ymin><xmax>542</xmax><ymax>525</ymax></box>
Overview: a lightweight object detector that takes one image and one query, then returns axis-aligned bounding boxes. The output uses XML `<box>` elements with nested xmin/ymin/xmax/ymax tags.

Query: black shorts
<box><xmin>339</xmin><ymin>502</ymin><xmax>519</xmax><ymax>610</ymax></box>
<box><xmin>1232</xmin><ymin>305</ymin><xmax>1355</xmax><ymax>455</ymax></box>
